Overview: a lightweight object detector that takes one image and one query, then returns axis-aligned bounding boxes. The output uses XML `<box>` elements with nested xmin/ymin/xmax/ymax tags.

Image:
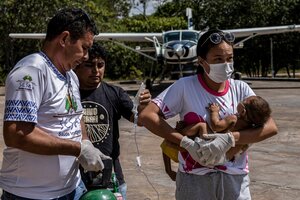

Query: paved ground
<box><xmin>1</xmin><ymin>79</ymin><xmax>300</xmax><ymax>200</ymax></box>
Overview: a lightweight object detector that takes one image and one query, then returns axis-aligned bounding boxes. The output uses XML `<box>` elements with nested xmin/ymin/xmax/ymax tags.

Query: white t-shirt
<box><xmin>153</xmin><ymin>74</ymin><xmax>255</xmax><ymax>175</ymax></box>
<box><xmin>0</xmin><ymin>52</ymin><xmax>83</xmax><ymax>199</ymax></box>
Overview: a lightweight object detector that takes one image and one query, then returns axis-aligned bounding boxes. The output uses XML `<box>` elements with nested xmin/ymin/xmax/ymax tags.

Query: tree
<box><xmin>166</xmin><ymin>0</ymin><xmax>300</xmax><ymax>77</ymax></box>
<box><xmin>1</xmin><ymin>0</ymin><xmax>299</xmax><ymax>82</ymax></box>
<box><xmin>0</xmin><ymin>0</ymin><xmax>127</xmax><ymax>82</ymax></box>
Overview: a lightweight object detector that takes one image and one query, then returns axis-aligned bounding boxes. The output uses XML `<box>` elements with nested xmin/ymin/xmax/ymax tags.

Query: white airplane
<box><xmin>9</xmin><ymin>25</ymin><xmax>300</xmax><ymax>64</ymax></box>
<box><xmin>8</xmin><ymin>8</ymin><xmax>300</xmax><ymax>81</ymax></box>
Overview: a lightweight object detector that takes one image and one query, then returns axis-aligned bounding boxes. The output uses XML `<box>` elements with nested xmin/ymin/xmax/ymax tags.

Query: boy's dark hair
<box><xmin>244</xmin><ymin>96</ymin><xmax>272</xmax><ymax>126</ymax></box>
<box><xmin>45</xmin><ymin>8</ymin><xmax>98</xmax><ymax>42</ymax></box>
<box><xmin>88</xmin><ymin>43</ymin><xmax>108</xmax><ymax>63</ymax></box>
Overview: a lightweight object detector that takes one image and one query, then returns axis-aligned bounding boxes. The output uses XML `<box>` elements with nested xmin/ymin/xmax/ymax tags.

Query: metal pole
<box><xmin>270</xmin><ymin>38</ymin><xmax>274</xmax><ymax>78</ymax></box>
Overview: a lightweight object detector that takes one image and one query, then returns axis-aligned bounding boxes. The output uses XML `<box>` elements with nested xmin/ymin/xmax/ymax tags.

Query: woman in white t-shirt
<box><xmin>139</xmin><ymin>29</ymin><xmax>278</xmax><ymax>200</ymax></box>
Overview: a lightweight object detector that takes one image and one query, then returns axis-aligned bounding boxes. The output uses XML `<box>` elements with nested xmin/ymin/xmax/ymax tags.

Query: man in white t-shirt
<box><xmin>0</xmin><ymin>8</ymin><xmax>109</xmax><ymax>200</ymax></box>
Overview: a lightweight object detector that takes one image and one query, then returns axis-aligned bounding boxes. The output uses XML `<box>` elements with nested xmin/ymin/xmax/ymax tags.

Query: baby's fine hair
<box><xmin>244</xmin><ymin>96</ymin><xmax>271</xmax><ymax>126</ymax></box>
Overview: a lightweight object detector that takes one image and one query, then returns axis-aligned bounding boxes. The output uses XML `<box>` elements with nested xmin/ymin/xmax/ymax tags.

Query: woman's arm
<box><xmin>139</xmin><ymin>102</ymin><xmax>183</xmax><ymax>145</ymax></box>
<box><xmin>140</xmin><ymin>102</ymin><xmax>211</xmax><ymax>166</ymax></box>
<box><xmin>231</xmin><ymin>117</ymin><xmax>278</xmax><ymax>144</ymax></box>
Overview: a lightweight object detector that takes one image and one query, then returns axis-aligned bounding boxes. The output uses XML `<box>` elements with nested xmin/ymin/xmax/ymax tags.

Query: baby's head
<box><xmin>237</xmin><ymin>96</ymin><xmax>271</xmax><ymax>126</ymax></box>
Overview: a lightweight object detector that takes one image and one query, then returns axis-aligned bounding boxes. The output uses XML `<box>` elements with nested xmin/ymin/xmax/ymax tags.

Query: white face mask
<box><xmin>204</xmin><ymin>62</ymin><xmax>234</xmax><ymax>83</ymax></box>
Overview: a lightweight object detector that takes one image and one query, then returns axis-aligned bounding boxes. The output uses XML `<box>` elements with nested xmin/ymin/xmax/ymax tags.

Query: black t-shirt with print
<box><xmin>80</xmin><ymin>82</ymin><xmax>133</xmax><ymax>187</ymax></box>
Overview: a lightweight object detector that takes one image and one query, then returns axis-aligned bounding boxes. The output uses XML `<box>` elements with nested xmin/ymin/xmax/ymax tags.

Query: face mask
<box><xmin>204</xmin><ymin>62</ymin><xmax>234</xmax><ymax>83</ymax></box>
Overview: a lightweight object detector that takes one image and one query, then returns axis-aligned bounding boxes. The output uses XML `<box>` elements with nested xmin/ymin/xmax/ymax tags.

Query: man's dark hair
<box><xmin>88</xmin><ymin>43</ymin><xmax>108</xmax><ymax>63</ymax></box>
<box><xmin>45</xmin><ymin>8</ymin><xmax>98</xmax><ymax>42</ymax></box>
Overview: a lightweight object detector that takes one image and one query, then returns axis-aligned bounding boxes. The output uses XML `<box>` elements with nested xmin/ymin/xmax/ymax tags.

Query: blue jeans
<box><xmin>1</xmin><ymin>180</ymin><xmax>87</xmax><ymax>200</ymax></box>
<box><xmin>118</xmin><ymin>183</ymin><xmax>127</xmax><ymax>200</ymax></box>
<box><xmin>74</xmin><ymin>180</ymin><xmax>87</xmax><ymax>200</ymax></box>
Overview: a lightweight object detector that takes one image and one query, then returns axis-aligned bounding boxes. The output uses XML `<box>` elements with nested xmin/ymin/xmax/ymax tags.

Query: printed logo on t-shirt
<box><xmin>17</xmin><ymin>75</ymin><xmax>36</xmax><ymax>90</ymax></box>
<box><xmin>82</xmin><ymin>101</ymin><xmax>110</xmax><ymax>143</ymax></box>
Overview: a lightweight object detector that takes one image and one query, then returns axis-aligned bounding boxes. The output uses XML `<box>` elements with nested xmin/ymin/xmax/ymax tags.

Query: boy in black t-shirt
<box><xmin>74</xmin><ymin>43</ymin><xmax>151</xmax><ymax>199</ymax></box>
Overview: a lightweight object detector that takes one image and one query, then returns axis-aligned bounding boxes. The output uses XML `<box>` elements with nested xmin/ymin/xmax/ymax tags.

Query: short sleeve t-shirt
<box><xmin>80</xmin><ymin>82</ymin><xmax>133</xmax><ymax>159</ymax></box>
<box><xmin>80</xmin><ymin>83</ymin><xmax>133</xmax><ymax>186</ymax></box>
<box><xmin>153</xmin><ymin>74</ymin><xmax>255</xmax><ymax>175</ymax></box>
<box><xmin>0</xmin><ymin>52</ymin><xmax>83</xmax><ymax>199</ymax></box>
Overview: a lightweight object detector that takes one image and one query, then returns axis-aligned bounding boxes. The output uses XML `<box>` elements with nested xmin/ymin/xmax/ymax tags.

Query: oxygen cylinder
<box><xmin>111</xmin><ymin>173</ymin><xmax>123</xmax><ymax>200</ymax></box>
<box><xmin>79</xmin><ymin>189</ymin><xmax>117</xmax><ymax>200</ymax></box>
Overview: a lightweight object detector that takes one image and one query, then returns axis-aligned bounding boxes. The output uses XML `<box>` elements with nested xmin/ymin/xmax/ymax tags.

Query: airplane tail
<box><xmin>186</xmin><ymin>8</ymin><xmax>194</xmax><ymax>30</ymax></box>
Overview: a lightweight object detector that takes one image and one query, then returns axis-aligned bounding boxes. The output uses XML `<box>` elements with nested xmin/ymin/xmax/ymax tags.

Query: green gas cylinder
<box><xmin>79</xmin><ymin>189</ymin><xmax>117</xmax><ymax>200</ymax></box>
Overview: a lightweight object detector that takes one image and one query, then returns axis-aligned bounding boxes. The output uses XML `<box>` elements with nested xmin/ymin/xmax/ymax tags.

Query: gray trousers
<box><xmin>175</xmin><ymin>171</ymin><xmax>251</xmax><ymax>200</ymax></box>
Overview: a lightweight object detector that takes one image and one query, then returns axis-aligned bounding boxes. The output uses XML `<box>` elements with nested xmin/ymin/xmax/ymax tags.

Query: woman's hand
<box><xmin>180</xmin><ymin>136</ymin><xmax>209</xmax><ymax>166</ymax></box>
<box><xmin>197</xmin><ymin>132</ymin><xmax>235</xmax><ymax>166</ymax></box>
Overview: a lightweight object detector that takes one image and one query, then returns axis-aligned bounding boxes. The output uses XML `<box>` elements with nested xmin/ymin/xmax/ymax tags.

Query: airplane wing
<box><xmin>226</xmin><ymin>24</ymin><xmax>300</xmax><ymax>38</ymax></box>
<box><xmin>221</xmin><ymin>24</ymin><xmax>300</xmax><ymax>47</ymax></box>
<box><xmin>9</xmin><ymin>24</ymin><xmax>300</xmax><ymax>41</ymax></box>
<box><xmin>8</xmin><ymin>32</ymin><xmax>163</xmax><ymax>42</ymax></box>
<box><xmin>94</xmin><ymin>33</ymin><xmax>162</xmax><ymax>42</ymax></box>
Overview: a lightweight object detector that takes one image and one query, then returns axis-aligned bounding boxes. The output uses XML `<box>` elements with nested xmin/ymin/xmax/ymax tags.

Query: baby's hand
<box><xmin>208</xmin><ymin>103</ymin><xmax>220</xmax><ymax>112</ymax></box>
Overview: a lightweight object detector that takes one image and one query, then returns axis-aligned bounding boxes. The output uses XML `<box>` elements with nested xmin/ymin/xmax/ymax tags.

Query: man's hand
<box><xmin>180</xmin><ymin>136</ymin><xmax>208</xmax><ymax>166</ymax></box>
<box><xmin>198</xmin><ymin>132</ymin><xmax>235</xmax><ymax>166</ymax></box>
<box><xmin>77</xmin><ymin>140</ymin><xmax>111</xmax><ymax>171</ymax></box>
<box><xmin>138</xmin><ymin>89</ymin><xmax>151</xmax><ymax>108</ymax></box>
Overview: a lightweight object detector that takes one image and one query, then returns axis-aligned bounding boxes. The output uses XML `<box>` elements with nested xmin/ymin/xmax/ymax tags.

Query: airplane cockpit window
<box><xmin>164</xmin><ymin>32</ymin><xmax>180</xmax><ymax>43</ymax></box>
<box><xmin>182</xmin><ymin>31</ymin><xmax>199</xmax><ymax>43</ymax></box>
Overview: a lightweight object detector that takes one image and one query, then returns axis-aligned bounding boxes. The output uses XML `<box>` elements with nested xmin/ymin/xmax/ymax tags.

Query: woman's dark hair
<box><xmin>45</xmin><ymin>8</ymin><xmax>98</xmax><ymax>42</ymax></box>
<box><xmin>197</xmin><ymin>29</ymin><xmax>226</xmax><ymax>58</ymax></box>
<box><xmin>196</xmin><ymin>29</ymin><xmax>234</xmax><ymax>74</ymax></box>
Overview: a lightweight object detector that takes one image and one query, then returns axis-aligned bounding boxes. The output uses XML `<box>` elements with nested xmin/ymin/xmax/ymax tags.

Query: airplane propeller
<box><xmin>165</xmin><ymin>41</ymin><xmax>191</xmax><ymax>78</ymax></box>
<box><xmin>173</xmin><ymin>43</ymin><xmax>186</xmax><ymax>57</ymax></box>
<box><xmin>166</xmin><ymin>41</ymin><xmax>190</xmax><ymax>58</ymax></box>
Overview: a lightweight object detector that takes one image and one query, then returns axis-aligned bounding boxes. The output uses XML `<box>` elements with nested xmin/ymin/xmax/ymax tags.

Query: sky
<box><xmin>129</xmin><ymin>0</ymin><xmax>172</xmax><ymax>16</ymax></box>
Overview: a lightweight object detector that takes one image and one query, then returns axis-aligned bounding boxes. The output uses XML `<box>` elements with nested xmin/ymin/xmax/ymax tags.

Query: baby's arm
<box><xmin>209</xmin><ymin>103</ymin><xmax>237</xmax><ymax>132</ymax></box>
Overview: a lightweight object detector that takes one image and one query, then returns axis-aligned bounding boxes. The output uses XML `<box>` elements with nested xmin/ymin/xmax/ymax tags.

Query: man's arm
<box><xmin>81</xmin><ymin>118</ymin><xmax>89</xmax><ymax>140</ymax></box>
<box><xmin>3</xmin><ymin>121</ymin><xmax>81</xmax><ymax>156</ymax></box>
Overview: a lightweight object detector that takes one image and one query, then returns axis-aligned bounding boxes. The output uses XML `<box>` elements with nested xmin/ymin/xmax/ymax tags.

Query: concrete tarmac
<box><xmin>0</xmin><ymin>79</ymin><xmax>300</xmax><ymax>200</ymax></box>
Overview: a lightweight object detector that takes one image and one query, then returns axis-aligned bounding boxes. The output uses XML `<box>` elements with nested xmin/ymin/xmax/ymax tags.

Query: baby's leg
<box><xmin>181</xmin><ymin>122</ymin><xmax>208</xmax><ymax>138</ymax></box>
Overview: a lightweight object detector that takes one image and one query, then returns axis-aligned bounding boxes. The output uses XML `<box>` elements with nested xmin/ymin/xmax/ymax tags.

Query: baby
<box><xmin>161</xmin><ymin>96</ymin><xmax>272</xmax><ymax>181</ymax></box>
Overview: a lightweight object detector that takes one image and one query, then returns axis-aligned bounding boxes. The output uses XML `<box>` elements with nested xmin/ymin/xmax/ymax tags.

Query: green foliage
<box><xmin>0</xmin><ymin>0</ymin><xmax>89</xmax><ymax>71</ymax></box>
<box><xmin>0</xmin><ymin>0</ymin><xmax>299</xmax><ymax>80</ymax></box>
<box><xmin>161</xmin><ymin>0</ymin><xmax>300</xmax><ymax>77</ymax></box>
<box><xmin>119</xmin><ymin>16</ymin><xmax>186</xmax><ymax>32</ymax></box>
